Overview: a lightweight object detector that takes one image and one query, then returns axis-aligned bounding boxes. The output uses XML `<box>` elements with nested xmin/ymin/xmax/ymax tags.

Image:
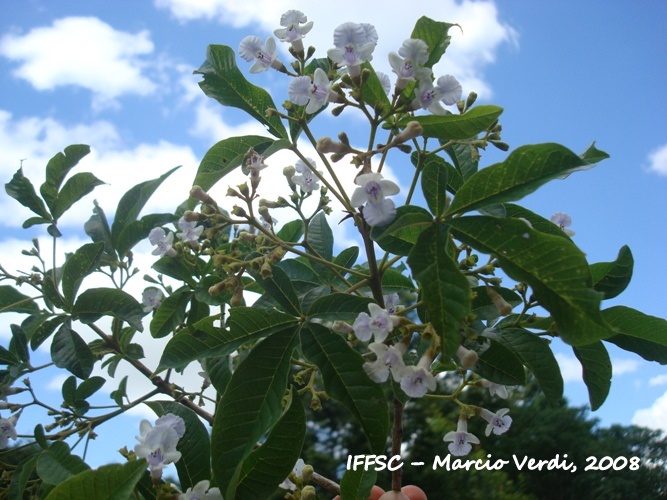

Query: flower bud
<box><xmin>393</xmin><ymin>121</ymin><xmax>423</xmax><ymax>145</ymax></box>
<box><xmin>301</xmin><ymin>486</ymin><xmax>317</xmax><ymax>500</ymax></box>
<box><xmin>182</xmin><ymin>210</ymin><xmax>205</xmax><ymax>222</ymax></box>
<box><xmin>316</xmin><ymin>136</ymin><xmax>344</xmax><ymax>154</ymax></box>
<box><xmin>190</xmin><ymin>185</ymin><xmax>217</xmax><ymax>206</ymax></box>
<box><xmin>466</xmin><ymin>91</ymin><xmax>478</xmax><ymax>109</ymax></box>
<box><xmin>456</xmin><ymin>345</ymin><xmax>478</xmax><ymax>369</ymax></box>
<box><xmin>487</xmin><ymin>288</ymin><xmax>513</xmax><ymax>316</ymax></box>
<box><xmin>258</xmin><ymin>206</ymin><xmax>273</xmax><ymax>225</ymax></box>
<box><xmin>306</xmin><ymin>45</ymin><xmax>316</xmax><ymax>59</ymax></box>
<box><xmin>332</xmin><ymin>321</ymin><xmax>354</xmax><ymax>334</ymax></box>
<box><xmin>331</xmin><ymin>104</ymin><xmax>346</xmax><ymax>116</ymax></box>
<box><xmin>260</xmin><ymin>260</ymin><xmax>273</xmax><ymax>278</ymax></box>
<box><xmin>230</xmin><ymin>286</ymin><xmax>244</xmax><ymax>307</ymax></box>
<box><xmin>231</xmin><ymin>205</ymin><xmax>247</xmax><ymax>218</ymax></box>
<box><xmin>208</xmin><ymin>281</ymin><xmax>227</xmax><ymax>298</ymax></box>
<box><xmin>237</xmin><ymin>182</ymin><xmax>250</xmax><ymax>197</ymax></box>
<box><xmin>491</xmin><ymin>141</ymin><xmax>510</xmax><ymax>151</ymax></box>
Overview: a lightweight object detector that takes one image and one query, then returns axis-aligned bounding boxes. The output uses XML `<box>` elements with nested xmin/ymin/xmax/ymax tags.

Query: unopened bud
<box><xmin>260</xmin><ymin>260</ymin><xmax>273</xmax><ymax>278</ymax></box>
<box><xmin>183</xmin><ymin>210</ymin><xmax>205</xmax><ymax>223</ymax></box>
<box><xmin>231</xmin><ymin>205</ymin><xmax>247</xmax><ymax>218</ymax></box>
<box><xmin>491</xmin><ymin>141</ymin><xmax>510</xmax><ymax>152</ymax></box>
<box><xmin>331</xmin><ymin>104</ymin><xmax>346</xmax><ymax>116</ymax></box>
<box><xmin>208</xmin><ymin>281</ymin><xmax>227</xmax><ymax>298</ymax></box>
<box><xmin>190</xmin><ymin>186</ymin><xmax>217</xmax><ymax>206</ymax></box>
<box><xmin>301</xmin><ymin>486</ymin><xmax>317</xmax><ymax>500</ymax></box>
<box><xmin>230</xmin><ymin>286</ymin><xmax>244</xmax><ymax>307</ymax></box>
<box><xmin>306</xmin><ymin>46</ymin><xmax>316</xmax><ymax>59</ymax></box>
<box><xmin>301</xmin><ymin>465</ymin><xmax>314</xmax><ymax>482</ymax></box>
<box><xmin>258</xmin><ymin>206</ymin><xmax>273</xmax><ymax>225</ymax></box>
<box><xmin>456</xmin><ymin>345</ymin><xmax>479</xmax><ymax>369</ymax></box>
<box><xmin>457</xmin><ymin>100</ymin><xmax>465</xmax><ymax>113</ymax></box>
<box><xmin>466</xmin><ymin>91</ymin><xmax>478</xmax><ymax>109</ymax></box>
<box><xmin>316</xmin><ymin>136</ymin><xmax>345</xmax><ymax>154</ymax></box>
<box><xmin>332</xmin><ymin>321</ymin><xmax>354</xmax><ymax>334</ymax></box>
<box><xmin>237</xmin><ymin>182</ymin><xmax>250</xmax><ymax>197</ymax></box>
<box><xmin>393</xmin><ymin>121</ymin><xmax>423</xmax><ymax>144</ymax></box>
<box><xmin>487</xmin><ymin>287</ymin><xmax>513</xmax><ymax>316</ymax></box>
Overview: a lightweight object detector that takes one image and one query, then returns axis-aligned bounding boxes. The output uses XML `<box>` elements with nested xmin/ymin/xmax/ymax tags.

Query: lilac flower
<box><xmin>481</xmin><ymin>380</ymin><xmax>509</xmax><ymax>399</ymax></box>
<box><xmin>142</xmin><ymin>287</ymin><xmax>164</xmax><ymax>313</ymax></box>
<box><xmin>238</xmin><ymin>36</ymin><xmax>282</xmax><ymax>73</ymax></box>
<box><xmin>135</xmin><ymin>413</ymin><xmax>185</xmax><ymax>479</ymax></box>
<box><xmin>456</xmin><ymin>345</ymin><xmax>478</xmax><ymax>369</ymax></box>
<box><xmin>149</xmin><ymin>227</ymin><xmax>177</xmax><ymax>258</ymax></box>
<box><xmin>388</xmin><ymin>38</ymin><xmax>431</xmax><ymax>90</ymax></box>
<box><xmin>292</xmin><ymin>169</ymin><xmax>320</xmax><ymax>193</ymax></box>
<box><xmin>0</xmin><ymin>413</ymin><xmax>19</xmax><ymax>449</ymax></box>
<box><xmin>176</xmin><ymin>217</ymin><xmax>204</xmax><ymax>246</ymax></box>
<box><xmin>363</xmin><ymin>341</ymin><xmax>408</xmax><ymax>383</ymax></box>
<box><xmin>350</xmin><ymin>173</ymin><xmax>400</xmax><ymax>227</ymax></box>
<box><xmin>550</xmin><ymin>212</ymin><xmax>575</xmax><ymax>236</ymax></box>
<box><xmin>178</xmin><ymin>480</ymin><xmax>222</xmax><ymax>500</ymax></box>
<box><xmin>443</xmin><ymin>418</ymin><xmax>480</xmax><ymax>457</ymax></box>
<box><xmin>375</xmin><ymin>71</ymin><xmax>391</xmax><ymax>94</ymax></box>
<box><xmin>400</xmin><ymin>354</ymin><xmax>436</xmax><ymax>398</ymax></box>
<box><xmin>288</xmin><ymin>68</ymin><xmax>332</xmax><ymax>114</ymax></box>
<box><xmin>353</xmin><ymin>303</ymin><xmax>398</xmax><ymax>343</ymax></box>
<box><xmin>274</xmin><ymin>10</ymin><xmax>313</xmax><ymax>52</ymax></box>
<box><xmin>412</xmin><ymin>75</ymin><xmax>462</xmax><ymax>115</ymax></box>
<box><xmin>383</xmin><ymin>292</ymin><xmax>400</xmax><ymax>314</ymax></box>
<box><xmin>480</xmin><ymin>408</ymin><xmax>512</xmax><ymax>436</ymax></box>
<box><xmin>279</xmin><ymin>458</ymin><xmax>305</xmax><ymax>491</ymax></box>
<box><xmin>327</xmin><ymin>22</ymin><xmax>378</xmax><ymax>77</ymax></box>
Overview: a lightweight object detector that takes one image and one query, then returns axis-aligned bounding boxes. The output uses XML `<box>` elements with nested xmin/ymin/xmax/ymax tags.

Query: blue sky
<box><xmin>0</xmin><ymin>0</ymin><xmax>665</xmax><ymax>468</ymax></box>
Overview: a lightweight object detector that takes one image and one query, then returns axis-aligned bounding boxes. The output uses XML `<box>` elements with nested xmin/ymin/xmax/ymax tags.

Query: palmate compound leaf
<box><xmin>300</xmin><ymin>323</ymin><xmax>389</xmax><ymax>454</ymax></box>
<box><xmin>211</xmin><ymin>327</ymin><xmax>299</xmax><ymax>494</ymax></box>
<box><xmin>407</xmin><ymin>223</ymin><xmax>471</xmax><ymax>358</ymax></box>
<box><xmin>449</xmin><ymin>216</ymin><xmax>615</xmax><ymax>346</ymax></box>
<box><xmin>195</xmin><ymin>44</ymin><xmax>287</xmax><ymax>139</ymax></box>
<box><xmin>447</xmin><ymin>143</ymin><xmax>609</xmax><ymax>216</ymax></box>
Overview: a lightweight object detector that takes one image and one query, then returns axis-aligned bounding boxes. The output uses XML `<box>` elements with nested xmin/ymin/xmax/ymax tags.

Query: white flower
<box><xmin>135</xmin><ymin>413</ymin><xmax>185</xmax><ymax>479</ymax></box>
<box><xmin>149</xmin><ymin>227</ymin><xmax>177</xmax><ymax>258</ymax></box>
<box><xmin>383</xmin><ymin>292</ymin><xmax>400</xmax><ymax>314</ymax></box>
<box><xmin>550</xmin><ymin>211</ymin><xmax>575</xmax><ymax>236</ymax></box>
<box><xmin>375</xmin><ymin>71</ymin><xmax>391</xmax><ymax>95</ymax></box>
<box><xmin>179</xmin><ymin>480</ymin><xmax>223</xmax><ymax>500</ymax></box>
<box><xmin>480</xmin><ymin>408</ymin><xmax>512</xmax><ymax>436</ymax></box>
<box><xmin>288</xmin><ymin>68</ymin><xmax>332</xmax><ymax>114</ymax></box>
<box><xmin>142</xmin><ymin>287</ymin><xmax>164</xmax><ymax>313</ymax></box>
<box><xmin>455</xmin><ymin>345</ymin><xmax>478</xmax><ymax>369</ymax></box>
<box><xmin>279</xmin><ymin>458</ymin><xmax>305</xmax><ymax>491</ymax></box>
<box><xmin>353</xmin><ymin>303</ymin><xmax>398</xmax><ymax>343</ymax></box>
<box><xmin>412</xmin><ymin>75</ymin><xmax>462</xmax><ymax>115</ymax></box>
<box><xmin>388</xmin><ymin>38</ymin><xmax>431</xmax><ymax>89</ymax></box>
<box><xmin>400</xmin><ymin>354</ymin><xmax>436</xmax><ymax>398</ymax></box>
<box><xmin>363</xmin><ymin>342</ymin><xmax>408</xmax><ymax>383</ymax></box>
<box><xmin>481</xmin><ymin>380</ymin><xmax>509</xmax><ymax>399</ymax></box>
<box><xmin>443</xmin><ymin>418</ymin><xmax>480</xmax><ymax>457</ymax></box>
<box><xmin>0</xmin><ymin>413</ymin><xmax>19</xmax><ymax>449</ymax></box>
<box><xmin>292</xmin><ymin>169</ymin><xmax>320</xmax><ymax>193</ymax></box>
<box><xmin>177</xmin><ymin>217</ymin><xmax>204</xmax><ymax>246</ymax></box>
<box><xmin>327</xmin><ymin>22</ymin><xmax>378</xmax><ymax>76</ymax></box>
<box><xmin>274</xmin><ymin>10</ymin><xmax>313</xmax><ymax>52</ymax></box>
<box><xmin>350</xmin><ymin>173</ymin><xmax>400</xmax><ymax>227</ymax></box>
<box><xmin>238</xmin><ymin>36</ymin><xmax>282</xmax><ymax>73</ymax></box>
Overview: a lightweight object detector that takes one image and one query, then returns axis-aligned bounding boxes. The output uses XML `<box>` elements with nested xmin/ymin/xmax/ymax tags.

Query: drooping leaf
<box><xmin>146</xmin><ymin>401</ymin><xmax>211</xmax><ymax>490</ymax></box>
<box><xmin>50</xmin><ymin>324</ymin><xmax>95</xmax><ymax>379</ymax></box>
<box><xmin>61</xmin><ymin>242</ymin><xmax>104</xmax><ymax>307</ymax></box>
<box><xmin>590</xmin><ymin>245</ymin><xmax>634</xmax><ymax>299</ymax></box>
<box><xmin>398</xmin><ymin>105</ymin><xmax>503</xmax><ymax>141</ymax></box>
<box><xmin>30</xmin><ymin>315</ymin><xmax>68</xmax><ymax>350</ymax></box>
<box><xmin>152</xmin><ymin>256</ymin><xmax>199</xmax><ymax>287</ymax></box>
<box><xmin>306</xmin><ymin>212</ymin><xmax>334</xmax><ymax>263</ymax></box>
<box><xmin>250</xmin><ymin>265</ymin><xmax>302</xmax><ymax>316</ymax></box>
<box><xmin>411</xmin><ymin>16</ymin><xmax>458</xmax><ymax>68</ymax></box>
<box><xmin>573</xmin><ymin>341</ymin><xmax>612</xmax><ymax>411</ymax></box>
<box><xmin>449</xmin><ymin>216</ymin><xmax>614</xmax><ymax>345</ymax></box>
<box><xmin>211</xmin><ymin>327</ymin><xmax>299</xmax><ymax>492</ymax></box>
<box><xmin>603</xmin><ymin>306</ymin><xmax>667</xmax><ymax>364</ymax></box>
<box><xmin>447</xmin><ymin>143</ymin><xmax>608</xmax><ymax>215</ymax></box>
<box><xmin>445</xmin><ymin>142</ymin><xmax>479</xmax><ymax>180</ymax></box>
<box><xmin>231</xmin><ymin>389</ymin><xmax>306</xmax><ymax>499</ymax></box>
<box><xmin>73</xmin><ymin>288</ymin><xmax>144</xmax><ymax>332</ymax></box>
<box><xmin>408</xmin><ymin>224</ymin><xmax>471</xmax><ymax>358</ymax></box>
<box><xmin>83</xmin><ymin>200</ymin><xmax>114</xmax><ymax>260</ymax></box>
<box><xmin>195</xmin><ymin>44</ymin><xmax>287</xmax><ymax>139</ymax></box>
<box><xmin>300</xmin><ymin>323</ymin><xmax>389</xmax><ymax>453</ymax></box>
<box><xmin>150</xmin><ymin>288</ymin><xmax>192</xmax><ymax>338</ymax></box>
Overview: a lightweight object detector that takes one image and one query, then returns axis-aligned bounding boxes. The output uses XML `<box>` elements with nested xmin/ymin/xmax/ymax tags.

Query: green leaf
<box><xmin>446</xmin><ymin>142</ymin><xmax>479</xmax><ymax>180</ymax></box>
<box><xmin>408</xmin><ymin>224</ymin><xmax>471</xmax><ymax>358</ymax></box>
<box><xmin>51</xmin><ymin>324</ymin><xmax>95</xmax><ymax>379</ymax></box>
<box><xmin>37</xmin><ymin>441</ymin><xmax>90</xmax><ymax>485</ymax></box>
<box><xmin>150</xmin><ymin>288</ymin><xmax>192</xmax><ymax>338</ymax></box>
<box><xmin>474</xmin><ymin>338</ymin><xmax>526</xmax><ymax>386</ymax></box>
<box><xmin>44</xmin><ymin>459</ymin><xmax>147</xmax><ymax>500</ymax></box>
<box><xmin>603</xmin><ymin>306</ymin><xmax>667</xmax><ymax>364</ymax></box>
<box><xmin>590</xmin><ymin>245</ymin><xmax>634</xmax><ymax>299</ymax></box>
<box><xmin>398</xmin><ymin>105</ymin><xmax>503</xmax><ymax>141</ymax></box>
<box><xmin>8</xmin><ymin>455</ymin><xmax>40</xmax><ymax>500</ymax></box>
<box><xmin>73</xmin><ymin>288</ymin><xmax>144</xmax><ymax>331</ymax></box>
<box><xmin>116</xmin><ymin>213</ymin><xmax>177</xmax><ymax>258</ymax></box>
<box><xmin>231</xmin><ymin>389</ymin><xmax>306</xmax><ymax>499</ymax></box>
<box><xmin>307</xmin><ymin>293</ymin><xmax>375</xmax><ymax>321</ymax></box>
<box><xmin>573</xmin><ymin>341</ymin><xmax>612</xmax><ymax>411</ymax></box>
<box><xmin>61</xmin><ymin>242</ymin><xmax>104</xmax><ymax>307</ymax></box>
<box><xmin>333</xmin><ymin>246</ymin><xmax>359</xmax><ymax>274</ymax></box>
<box><xmin>421</xmin><ymin>154</ymin><xmax>449</xmax><ymax>216</ymax></box>
<box><xmin>412</xmin><ymin>151</ymin><xmax>463</xmax><ymax>194</ymax></box>
<box><xmin>0</xmin><ymin>344</ymin><xmax>18</xmax><ymax>365</ymax></box>
<box><xmin>250</xmin><ymin>265</ymin><xmax>302</xmax><ymax>316</ymax></box>
<box><xmin>502</xmin><ymin>203</ymin><xmax>570</xmax><ymax>239</ymax></box>
<box><xmin>448</xmin><ymin>143</ymin><xmax>608</xmax><ymax>215</ymax></box>
<box><xmin>276</xmin><ymin>219</ymin><xmax>304</xmax><ymax>243</ymax></box>
<box><xmin>31</xmin><ymin>315</ymin><xmax>68</xmax><ymax>350</ymax></box>
<box><xmin>300</xmin><ymin>323</ymin><xmax>389</xmax><ymax>453</ymax></box>
<box><xmin>10</xmin><ymin>324</ymin><xmax>30</xmax><ymax>363</ymax></box>
<box><xmin>579</xmin><ymin>141</ymin><xmax>610</xmax><ymax>164</ymax></box>
<box><xmin>146</xmin><ymin>401</ymin><xmax>211</xmax><ymax>490</ymax></box>
<box><xmin>411</xmin><ymin>16</ymin><xmax>458</xmax><ymax>68</ymax></box>
<box><xmin>76</xmin><ymin>376</ymin><xmax>106</xmax><ymax>400</ymax></box>
<box><xmin>205</xmin><ymin>356</ymin><xmax>233</xmax><ymax>394</ymax></box>
<box><xmin>449</xmin><ymin>216</ymin><xmax>613</xmax><ymax>345</ymax></box>
<box><xmin>195</xmin><ymin>44</ymin><xmax>287</xmax><ymax>139</ymax></box>
<box><xmin>51</xmin><ymin>172</ymin><xmax>105</xmax><ymax>220</ymax></box>
<box><xmin>360</xmin><ymin>61</ymin><xmax>390</xmax><ymax>112</ymax></box>
<box><xmin>192</xmin><ymin>135</ymin><xmax>283</xmax><ymax>194</ymax></box>
<box><xmin>371</xmin><ymin>205</ymin><xmax>433</xmax><ymax>256</ymax></box>
<box><xmin>0</xmin><ymin>285</ymin><xmax>39</xmax><ymax>314</ymax></box>
<box><xmin>62</xmin><ymin>375</ymin><xmax>77</xmax><ymax>406</ymax></box>
<box><xmin>340</xmin><ymin>467</ymin><xmax>377</xmax><ymax>500</ymax></box>
<box><xmin>306</xmin><ymin>212</ymin><xmax>334</xmax><ymax>263</ymax></box>
<box><xmin>211</xmin><ymin>327</ymin><xmax>299</xmax><ymax>492</ymax></box>
<box><xmin>152</xmin><ymin>256</ymin><xmax>198</xmax><ymax>287</ymax></box>
<box><xmin>110</xmin><ymin>166</ymin><xmax>180</xmax><ymax>253</ymax></box>
<box><xmin>496</xmin><ymin>328</ymin><xmax>563</xmax><ymax>405</ymax></box>
<box><xmin>5</xmin><ymin>167</ymin><xmax>51</xmax><ymax>220</ymax></box>
<box><xmin>84</xmin><ymin>200</ymin><xmax>114</xmax><ymax>260</ymax></box>
<box><xmin>40</xmin><ymin>144</ymin><xmax>91</xmax><ymax>213</ymax></box>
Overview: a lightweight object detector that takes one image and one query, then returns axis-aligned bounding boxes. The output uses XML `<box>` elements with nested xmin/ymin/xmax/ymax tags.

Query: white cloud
<box><xmin>0</xmin><ymin>17</ymin><xmax>156</xmax><ymax>108</ymax></box>
<box><xmin>647</xmin><ymin>143</ymin><xmax>667</xmax><ymax>176</ymax></box>
<box><xmin>155</xmin><ymin>0</ymin><xmax>518</xmax><ymax>99</ymax></box>
<box><xmin>555</xmin><ymin>353</ymin><xmax>582</xmax><ymax>383</ymax></box>
<box><xmin>632</xmin><ymin>391</ymin><xmax>667</xmax><ymax>432</ymax></box>
<box><xmin>649</xmin><ymin>374</ymin><xmax>667</xmax><ymax>387</ymax></box>
<box><xmin>611</xmin><ymin>358</ymin><xmax>641</xmax><ymax>376</ymax></box>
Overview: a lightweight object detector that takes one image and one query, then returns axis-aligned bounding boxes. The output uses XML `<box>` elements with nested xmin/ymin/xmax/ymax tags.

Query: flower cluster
<box><xmin>149</xmin><ymin>216</ymin><xmax>204</xmax><ymax>258</ymax></box>
<box><xmin>134</xmin><ymin>413</ymin><xmax>185</xmax><ymax>479</ymax></box>
<box><xmin>0</xmin><ymin>412</ymin><xmax>19</xmax><ymax>449</ymax></box>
